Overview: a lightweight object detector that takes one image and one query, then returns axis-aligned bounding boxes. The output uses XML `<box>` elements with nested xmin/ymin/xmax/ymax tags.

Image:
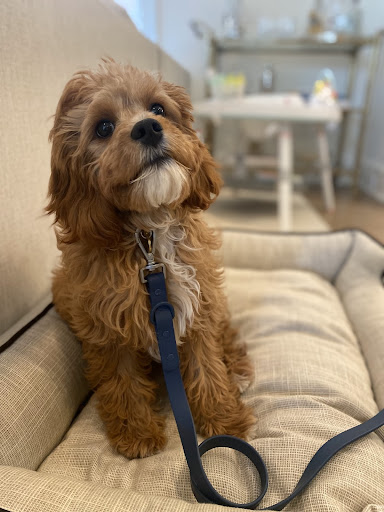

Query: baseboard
<box><xmin>360</xmin><ymin>158</ymin><xmax>384</xmax><ymax>204</ymax></box>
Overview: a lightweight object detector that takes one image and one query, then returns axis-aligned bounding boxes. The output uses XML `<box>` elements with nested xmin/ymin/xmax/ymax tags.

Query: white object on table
<box><xmin>194</xmin><ymin>94</ymin><xmax>341</xmax><ymax>231</ymax></box>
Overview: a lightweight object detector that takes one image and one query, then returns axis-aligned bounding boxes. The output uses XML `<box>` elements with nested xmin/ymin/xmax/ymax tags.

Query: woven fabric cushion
<box><xmin>35</xmin><ymin>266</ymin><xmax>384</xmax><ymax>511</ymax></box>
<box><xmin>0</xmin><ymin>305</ymin><xmax>89</xmax><ymax>470</ymax></box>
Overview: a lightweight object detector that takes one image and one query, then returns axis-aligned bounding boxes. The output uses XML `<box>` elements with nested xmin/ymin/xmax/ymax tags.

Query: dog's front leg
<box><xmin>179</xmin><ymin>335</ymin><xmax>256</xmax><ymax>440</ymax></box>
<box><xmin>83</xmin><ymin>343</ymin><xmax>166</xmax><ymax>458</ymax></box>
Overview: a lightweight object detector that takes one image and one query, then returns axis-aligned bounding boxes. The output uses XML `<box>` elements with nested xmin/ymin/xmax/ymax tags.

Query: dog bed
<box><xmin>0</xmin><ymin>229</ymin><xmax>383</xmax><ymax>512</ymax></box>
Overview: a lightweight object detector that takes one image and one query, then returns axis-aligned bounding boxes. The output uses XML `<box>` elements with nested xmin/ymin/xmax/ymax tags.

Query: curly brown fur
<box><xmin>47</xmin><ymin>59</ymin><xmax>255</xmax><ymax>458</ymax></box>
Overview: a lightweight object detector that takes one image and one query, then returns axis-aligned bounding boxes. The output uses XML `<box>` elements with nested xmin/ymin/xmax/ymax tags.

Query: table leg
<box><xmin>233</xmin><ymin>121</ymin><xmax>248</xmax><ymax>181</ymax></box>
<box><xmin>317</xmin><ymin>126</ymin><xmax>335</xmax><ymax>212</ymax></box>
<box><xmin>278</xmin><ymin>124</ymin><xmax>293</xmax><ymax>232</ymax></box>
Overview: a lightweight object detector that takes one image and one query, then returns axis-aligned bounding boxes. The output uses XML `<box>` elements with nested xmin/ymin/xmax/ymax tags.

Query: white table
<box><xmin>193</xmin><ymin>94</ymin><xmax>341</xmax><ymax>231</ymax></box>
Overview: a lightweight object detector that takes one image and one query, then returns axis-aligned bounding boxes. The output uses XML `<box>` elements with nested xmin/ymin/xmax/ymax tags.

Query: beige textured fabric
<box><xmin>0</xmin><ymin>295</ymin><xmax>52</xmax><ymax>350</ymax></box>
<box><xmin>0</xmin><ymin>0</ymin><xmax>189</xmax><ymax>335</ymax></box>
<box><xmin>34</xmin><ymin>266</ymin><xmax>384</xmax><ymax>511</ymax></box>
<box><xmin>0</xmin><ymin>230</ymin><xmax>383</xmax><ymax>512</ymax></box>
<box><xmin>336</xmin><ymin>232</ymin><xmax>384</xmax><ymax>409</ymax></box>
<box><xmin>220</xmin><ymin>229</ymin><xmax>354</xmax><ymax>282</ymax></box>
<box><xmin>0</xmin><ymin>465</ymin><xmax>230</xmax><ymax>512</ymax></box>
<box><xmin>0</xmin><ymin>308</ymin><xmax>89</xmax><ymax>470</ymax></box>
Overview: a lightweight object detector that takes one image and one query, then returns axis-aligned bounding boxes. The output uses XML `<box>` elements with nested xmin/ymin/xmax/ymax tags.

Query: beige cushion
<box><xmin>0</xmin><ymin>230</ymin><xmax>383</xmax><ymax>511</ymax></box>
<box><xmin>0</xmin><ymin>306</ymin><xmax>89</xmax><ymax>470</ymax></box>
<box><xmin>34</xmin><ymin>265</ymin><xmax>384</xmax><ymax>511</ymax></box>
<box><xmin>336</xmin><ymin>233</ymin><xmax>384</xmax><ymax>409</ymax></box>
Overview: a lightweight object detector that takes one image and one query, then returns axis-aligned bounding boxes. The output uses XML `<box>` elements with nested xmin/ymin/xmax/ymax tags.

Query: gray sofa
<box><xmin>1</xmin><ymin>1</ymin><xmax>383</xmax><ymax>511</ymax></box>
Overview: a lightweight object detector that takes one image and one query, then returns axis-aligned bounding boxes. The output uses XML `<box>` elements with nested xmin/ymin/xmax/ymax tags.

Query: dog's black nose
<box><xmin>131</xmin><ymin>118</ymin><xmax>163</xmax><ymax>147</ymax></box>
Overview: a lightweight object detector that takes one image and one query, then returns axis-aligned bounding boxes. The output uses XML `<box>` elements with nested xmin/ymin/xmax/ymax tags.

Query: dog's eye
<box><xmin>150</xmin><ymin>103</ymin><xmax>165</xmax><ymax>117</ymax></box>
<box><xmin>96</xmin><ymin>120</ymin><xmax>115</xmax><ymax>138</ymax></box>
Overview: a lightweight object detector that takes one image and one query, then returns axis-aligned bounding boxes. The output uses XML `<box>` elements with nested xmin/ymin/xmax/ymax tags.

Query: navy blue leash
<box><xmin>144</xmin><ymin>266</ymin><xmax>384</xmax><ymax>510</ymax></box>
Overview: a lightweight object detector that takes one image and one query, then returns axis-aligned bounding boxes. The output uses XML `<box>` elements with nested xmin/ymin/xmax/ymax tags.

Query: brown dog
<box><xmin>47</xmin><ymin>59</ymin><xmax>255</xmax><ymax>458</ymax></box>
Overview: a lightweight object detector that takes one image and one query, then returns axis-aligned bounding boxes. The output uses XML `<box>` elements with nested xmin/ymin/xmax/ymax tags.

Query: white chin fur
<box><xmin>133</xmin><ymin>159</ymin><xmax>188</xmax><ymax>208</ymax></box>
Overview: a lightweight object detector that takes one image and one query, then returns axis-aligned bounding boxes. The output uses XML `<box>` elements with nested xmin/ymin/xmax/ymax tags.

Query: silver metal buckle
<box><xmin>135</xmin><ymin>229</ymin><xmax>166</xmax><ymax>283</ymax></box>
<box><xmin>139</xmin><ymin>262</ymin><xmax>166</xmax><ymax>284</ymax></box>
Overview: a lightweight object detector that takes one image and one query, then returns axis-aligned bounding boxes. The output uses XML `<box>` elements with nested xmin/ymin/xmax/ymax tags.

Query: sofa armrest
<box><xmin>0</xmin><ymin>302</ymin><xmax>89</xmax><ymax>470</ymax></box>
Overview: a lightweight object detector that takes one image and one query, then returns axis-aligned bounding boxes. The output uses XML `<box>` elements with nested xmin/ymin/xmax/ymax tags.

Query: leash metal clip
<box><xmin>135</xmin><ymin>229</ymin><xmax>166</xmax><ymax>284</ymax></box>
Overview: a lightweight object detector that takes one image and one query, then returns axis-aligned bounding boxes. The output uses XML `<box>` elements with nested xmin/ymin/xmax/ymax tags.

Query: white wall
<box><xmin>113</xmin><ymin>0</ymin><xmax>158</xmax><ymax>42</ymax></box>
<box><xmin>358</xmin><ymin>0</ymin><xmax>384</xmax><ymax>201</ymax></box>
<box><xmin>156</xmin><ymin>0</ymin><xmax>231</xmax><ymax>99</ymax></box>
<box><xmin>114</xmin><ymin>0</ymin><xmax>232</xmax><ymax>98</ymax></box>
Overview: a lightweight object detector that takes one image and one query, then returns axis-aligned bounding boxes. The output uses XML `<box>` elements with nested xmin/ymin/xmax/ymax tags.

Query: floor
<box><xmin>205</xmin><ymin>187</ymin><xmax>329</xmax><ymax>233</ymax></box>
<box><xmin>304</xmin><ymin>188</ymin><xmax>384</xmax><ymax>244</ymax></box>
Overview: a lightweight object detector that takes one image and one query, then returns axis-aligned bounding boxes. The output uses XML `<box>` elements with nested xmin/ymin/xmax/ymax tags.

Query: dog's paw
<box><xmin>199</xmin><ymin>402</ymin><xmax>256</xmax><ymax>441</ymax></box>
<box><xmin>117</xmin><ymin>432</ymin><xmax>167</xmax><ymax>459</ymax></box>
<box><xmin>115</xmin><ymin>433</ymin><xmax>167</xmax><ymax>459</ymax></box>
<box><xmin>113</xmin><ymin>416</ymin><xmax>167</xmax><ymax>459</ymax></box>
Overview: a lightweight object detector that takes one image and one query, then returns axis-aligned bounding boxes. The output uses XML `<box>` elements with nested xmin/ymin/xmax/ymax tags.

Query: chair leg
<box><xmin>277</xmin><ymin>125</ymin><xmax>293</xmax><ymax>232</ymax></box>
<box><xmin>317</xmin><ymin>126</ymin><xmax>336</xmax><ymax>212</ymax></box>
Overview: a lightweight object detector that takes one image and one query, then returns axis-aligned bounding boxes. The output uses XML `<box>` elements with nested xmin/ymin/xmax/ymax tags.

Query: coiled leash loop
<box><xmin>137</xmin><ymin>230</ymin><xmax>384</xmax><ymax>510</ymax></box>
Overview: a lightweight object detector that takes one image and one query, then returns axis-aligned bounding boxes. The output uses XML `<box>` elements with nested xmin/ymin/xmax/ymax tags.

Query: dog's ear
<box><xmin>46</xmin><ymin>155</ymin><xmax>122</xmax><ymax>247</ymax></box>
<box><xmin>184</xmin><ymin>141</ymin><xmax>223</xmax><ymax>211</ymax></box>
<box><xmin>47</xmin><ymin>74</ymin><xmax>90</xmax><ymax>225</ymax></box>
<box><xmin>162</xmin><ymin>81</ymin><xmax>222</xmax><ymax>210</ymax></box>
<box><xmin>161</xmin><ymin>81</ymin><xmax>194</xmax><ymax>130</ymax></box>
<box><xmin>47</xmin><ymin>73</ymin><xmax>122</xmax><ymax>247</ymax></box>
<box><xmin>51</xmin><ymin>72</ymin><xmax>94</xmax><ymax>124</ymax></box>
